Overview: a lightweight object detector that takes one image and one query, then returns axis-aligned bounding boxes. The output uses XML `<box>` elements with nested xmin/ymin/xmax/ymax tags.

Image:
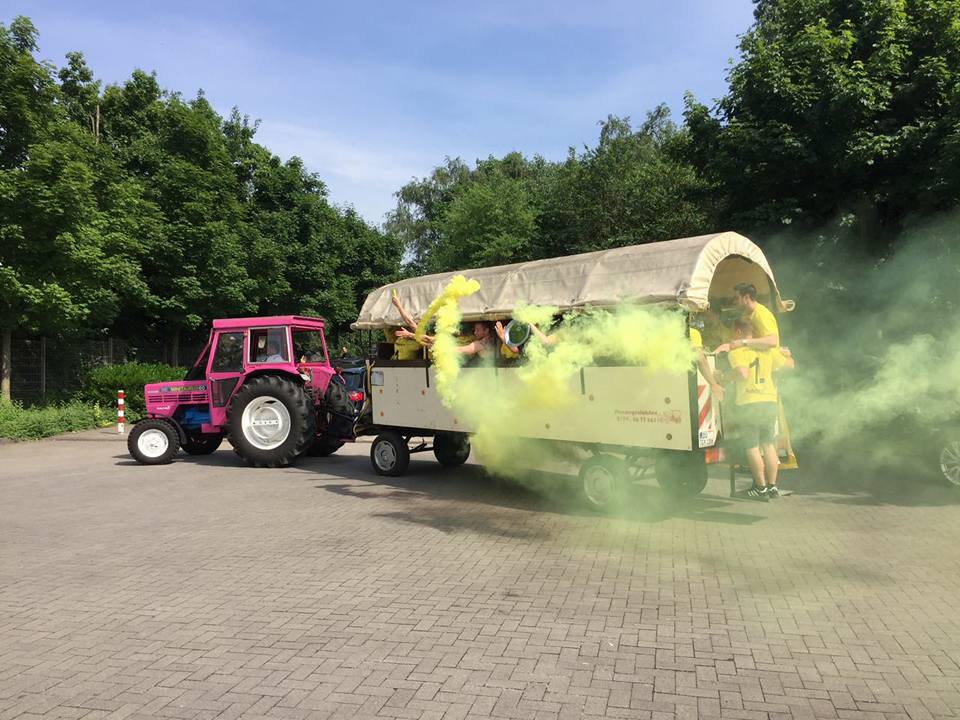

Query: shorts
<box><xmin>737</xmin><ymin>402</ymin><xmax>778</xmax><ymax>449</ymax></box>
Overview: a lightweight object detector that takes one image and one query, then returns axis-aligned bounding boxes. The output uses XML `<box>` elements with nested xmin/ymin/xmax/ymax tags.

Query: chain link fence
<box><xmin>8</xmin><ymin>335</ymin><xmax>204</xmax><ymax>404</ymax></box>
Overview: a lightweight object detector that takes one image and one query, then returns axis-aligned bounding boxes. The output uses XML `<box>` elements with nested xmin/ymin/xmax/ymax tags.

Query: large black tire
<box><xmin>370</xmin><ymin>431</ymin><xmax>410</xmax><ymax>477</ymax></box>
<box><xmin>227</xmin><ymin>376</ymin><xmax>316</xmax><ymax>468</ymax></box>
<box><xmin>324</xmin><ymin>377</ymin><xmax>354</xmax><ymax>415</ymax></box>
<box><xmin>656</xmin><ymin>451</ymin><xmax>708</xmax><ymax>497</ymax></box>
<box><xmin>128</xmin><ymin>419</ymin><xmax>180</xmax><ymax>465</ymax></box>
<box><xmin>578</xmin><ymin>455</ymin><xmax>627</xmax><ymax>511</ymax></box>
<box><xmin>434</xmin><ymin>432</ymin><xmax>470</xmax><ymax>467</ymax></box>
<box><xmin>182</xmin><ymin>435</ymin><xmax>223</xmax><ymax>455</ymax></box>
<box><xmin>307</xmin><ymin>436</ymin><xmax>344</xmax><ymax>457</ymax></box>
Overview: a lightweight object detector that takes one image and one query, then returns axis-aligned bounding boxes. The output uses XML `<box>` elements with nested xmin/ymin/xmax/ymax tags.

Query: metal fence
<box><xmin>8</xmin><ymin>335</ymin><xmax>204</xmax><ymax>404</ymax></box>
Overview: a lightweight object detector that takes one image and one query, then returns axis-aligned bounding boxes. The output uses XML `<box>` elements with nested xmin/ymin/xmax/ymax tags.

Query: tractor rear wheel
<box><xmin>128</xmin><ymin>419</ymin><xmax>180</xmax><ymax>465</ymax></box>
<box><xmin>228</xmin><ymin>376</ymin><xmax>315</xmax><ymax>468</ymax></box>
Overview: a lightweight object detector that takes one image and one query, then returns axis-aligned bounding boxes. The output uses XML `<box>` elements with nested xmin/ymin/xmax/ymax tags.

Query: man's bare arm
<box><xmin>396</xmin><ymin>328</ymin><xmax>434</xmax><ymax>346</ymax></box>
<box><xmin>696</xmin><ymin>350</ymin><xmax>725</xmax><ymax>402</ymax></box>
<box><xmin>716</xmin><ymin>334</ymin><xmax>779</xmax><ymax>353</ymax></box>
<box><xmin>745</xmin><ymin>334</ymin><xmax>779</xmax><ymax>349</ymax></box>
<box><xmin>529</xmin><ymin>324</ymin><xmax>557</xmax><ymax>345</ymax></box>
<box><xmin>391</xmin><ymin>292</ymin><xmax>418</xmax><ymax>332</ymax></box>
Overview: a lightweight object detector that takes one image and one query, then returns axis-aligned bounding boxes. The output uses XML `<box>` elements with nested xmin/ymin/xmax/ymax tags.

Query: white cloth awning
<box><xmin>352</xmin><ymin>231</ymin><xmax>791</xmax><ymax>330</ymax></box>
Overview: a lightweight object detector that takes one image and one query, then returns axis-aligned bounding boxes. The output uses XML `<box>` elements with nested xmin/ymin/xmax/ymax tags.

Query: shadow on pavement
<box><xmin>112</xmin><ymin>447</ymin><xmax>767</xmax><ymax>527</ymax></box>
<box><xmin>113</xmin><ymin>453</ymin><xmax>239</xmax><ymax>468</ymax></box>
<box><xmin>297</xmin><ymin>455</ymin><xmax>767</xmax><ymax>528</ymax></box>
<box><xmin>786</xmin><ymin>461</ymin><xmax>960</xmax><ymax>508</ymax></box>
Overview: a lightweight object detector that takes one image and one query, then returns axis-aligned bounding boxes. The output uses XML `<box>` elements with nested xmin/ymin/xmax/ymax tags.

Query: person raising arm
<box><xmin>397</xmin><ymin>321</ymin><xmax>495</xmax><ymax>359</ymax></box>
<box><xmin>390</xmin><ymin>290</ymin><xmax>418</xmax><ymax>332</ymax></box>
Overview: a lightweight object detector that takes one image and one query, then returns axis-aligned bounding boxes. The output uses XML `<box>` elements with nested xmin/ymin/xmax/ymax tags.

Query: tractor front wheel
<box><xmin>128</xmin><ymin>419</ymin><xmax>180</xmax><ymax>465</ymax></box>
<box><xmin>228</xmin><ymin>376</ymin><xmax>316</xmax><ymax>468</ymax></box>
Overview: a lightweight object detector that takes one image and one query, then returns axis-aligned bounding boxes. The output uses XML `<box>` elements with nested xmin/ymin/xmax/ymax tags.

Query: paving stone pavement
<box><xmin>1</xmin><ymin>429</ymin><xmax>960</xmax><ymax>720</ymax></box>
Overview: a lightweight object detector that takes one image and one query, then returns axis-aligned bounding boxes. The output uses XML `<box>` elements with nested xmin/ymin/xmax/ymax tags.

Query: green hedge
<box><xmin>80</xmin><ymin>362</ymin><xmax>185</xmax><ymax>421</ymax></box>
<box><xmin>0</xmin><ymin>400</ymin><xmax>109</xmax><ymax>440</ymax></box>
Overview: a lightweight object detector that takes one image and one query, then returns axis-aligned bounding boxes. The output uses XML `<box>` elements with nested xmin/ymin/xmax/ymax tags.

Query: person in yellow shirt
<box><xmin>725</xmin><ymin>318</ymin><xmax>794</xmax><ymax>498</ymax></box>
<box><xmin>716</xmin><ymin>282</ymin><xmax>780</xmax><ymax>353</ymax></box>
<box><xmin>701</xmin><ymin>307</ymin><xmax>732</xmax><ymax>349</ymax></box>
<box><xmin>689</xmin><ymin>317</ymin><xmax>725</xmax><ymax>402</ymax></box>
<box><xmin>384</xmin><ymin>327</ymin><xmax>423</xmax><ymax>360</ymax></box>
<box><xmin>384</xmin><ymin>291</ymin><xmax>424</xmax><ymax>360</ymax></box>
<box><xmin>400</xmin><ymin>321</ymin><xmax>495</xmax><ymax>361</ymax></box>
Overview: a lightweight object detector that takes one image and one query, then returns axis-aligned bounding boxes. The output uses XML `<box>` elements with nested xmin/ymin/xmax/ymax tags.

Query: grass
<box><xmin>0</xmin><ymin>400</ymin><xmax>110</xmax><ymax>440</ymax></box>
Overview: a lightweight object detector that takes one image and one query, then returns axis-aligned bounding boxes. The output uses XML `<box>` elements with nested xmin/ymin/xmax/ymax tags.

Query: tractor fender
<box><xmin>241</xmin><ymin>368</ymin><xmax>305</xmax><ymax>387</ymax></box>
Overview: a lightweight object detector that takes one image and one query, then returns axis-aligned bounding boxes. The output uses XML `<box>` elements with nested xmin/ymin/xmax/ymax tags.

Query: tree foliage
<box><xmin>5</xmin><ymin>0</ymin><xmax>960</xmax><ymax>392</ymax></box>
<box><xmin>683</xmin><ymin>0</ymin><xmax>960</xmax><ymax>251</ymax></box>
<box><xmin>0</xmin><ymin>15</ymin><xmax>401</xmax><ymax>385</ymax></box>
<box><xmin>387</xmin><ymin>110</ymin><xmax>713</xmax><ymax>273</ymax></box>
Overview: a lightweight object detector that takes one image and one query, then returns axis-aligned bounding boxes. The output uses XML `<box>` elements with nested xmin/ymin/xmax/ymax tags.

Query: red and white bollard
<box><xmin>117</xmin><ymin>389</ymin><xmax>125</xmax><ymax>434</ymax></box>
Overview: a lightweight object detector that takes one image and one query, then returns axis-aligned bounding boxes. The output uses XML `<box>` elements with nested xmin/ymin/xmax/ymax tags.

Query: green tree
<box><xmin>385</xmin><ymin>157</ymin><xmax>471</xmax><ymax>274</ymax></box>
<box><xmin>2</xmin><ymin>15</ymin><xmax>402</xmax><ymax>396</ymax></box>
<box><xmin>1</xmin><ymin>17</ymin><xmax>56</xmax><ymax>399</ymax></box>
<box><xmin>684</xmin><ymin>0</ymin><xmax>960</xmax><ymax>251</ymax></box>
<box><xmin>1</xmin><ymin>18</ymin><xmax>142</xmax><ymax>399</ymax></box>
<box><xmin>539</xmin><ymin>111</ymin><xmax>713</xmax><ymax>258</ymax></box>
<box><xmin>0</xmin><ymin>18</ymin><xmax>56</xmax><ymax>169</ymax></box>
<box><xmin>389</xmin><ymin>110</ymin><xmax>712</xmax><ymax>274</ymax></box>
<box><xmin>57</xmin><ymin>51</ymin><xmax>100</xmax><ymax>135</ymax></box>
<box><xmin>429</xmin><ymin>171</ymin><xmax>536</xmax><ymax>271</ymax></box>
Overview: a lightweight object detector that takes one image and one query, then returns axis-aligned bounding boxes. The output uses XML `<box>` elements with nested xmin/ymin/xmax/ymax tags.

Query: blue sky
<box><xmin>11</xmin><ymin>1</ymin><xmax>755</xmax><ymax>224</ymax></box>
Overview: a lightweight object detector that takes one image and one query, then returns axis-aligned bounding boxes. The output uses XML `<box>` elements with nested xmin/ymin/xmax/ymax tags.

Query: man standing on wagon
<box><xmin>716</xmin><ymin>282</ymin><xmax>779</xmax><ymax>353</ymax></box>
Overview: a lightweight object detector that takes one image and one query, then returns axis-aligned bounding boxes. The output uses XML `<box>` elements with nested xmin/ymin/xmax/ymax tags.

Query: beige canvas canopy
<box><xmin>352</xmin><ymin>231</ymin><xmax>792</xmax><ymax>330</ymax></box>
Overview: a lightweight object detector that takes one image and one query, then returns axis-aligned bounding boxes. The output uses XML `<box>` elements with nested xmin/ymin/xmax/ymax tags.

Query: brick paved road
<box><xmin>2</xmin><ymin>429</ymin><xmax>960</xmax><ymax>719</ymax></box>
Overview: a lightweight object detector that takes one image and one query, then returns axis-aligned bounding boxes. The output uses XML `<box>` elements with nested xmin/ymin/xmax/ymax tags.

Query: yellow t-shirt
<box><xmin>728</xmin><ymin>347</ymin><xmax>786</xmax><ymax>405</ymax></box>
<box><xmin>749</xmin><ymin>303</ymin><xmax>779</xmax><ymax>344</ymax></box>
<box><xmin>383</xmin><ymin>329</ymin><xmax>422</xmax><ymax>360</ymax></box>
<box><xmin>394</xmin><ymin>337</ymin><xmax>422</xmax><ymax>360</ymax></box>
<box><xmin>689</xmin><ymin>327</ymin><xmax>703</xmax><ymax>349</ymax></box>
<box><xmin>500</xmin><ymin>342</ymin><xmax>520</xmax><ymax>360</ymax></box>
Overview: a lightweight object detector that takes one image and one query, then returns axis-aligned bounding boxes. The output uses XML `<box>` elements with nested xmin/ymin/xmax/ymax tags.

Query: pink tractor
<box><xmin>127</xmin><ymin>316</ymin><xmax>362</xmax><ymax>467</ymax></box>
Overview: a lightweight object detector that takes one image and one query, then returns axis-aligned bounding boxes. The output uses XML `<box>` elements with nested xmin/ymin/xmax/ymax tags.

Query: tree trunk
<box><xmin>170</xmin><ymin>327</ymin><xmax>180</xmax><ymax>367</ymax></box>
<box><xmin>1</xmin><ymin>329</ymin><xmax>11</xmax><ymax>402</ymax></box>
<box><xmin>856</xmin><ymin>196</ymin><xmax>883</xmax><ymax>255</ymax></box>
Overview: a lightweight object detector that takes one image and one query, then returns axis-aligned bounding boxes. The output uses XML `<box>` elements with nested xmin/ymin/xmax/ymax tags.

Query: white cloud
<box><xmin>253</xmin><ymin>121</ymin><xmax>435</xmax><ymax>223</ymax></box>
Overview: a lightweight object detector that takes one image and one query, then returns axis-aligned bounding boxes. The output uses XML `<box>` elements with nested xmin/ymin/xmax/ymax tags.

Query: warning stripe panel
<box><xmin>698</xmin><ymin>398</ymin><xmax>711</xmax><ymax>428</ymax></box>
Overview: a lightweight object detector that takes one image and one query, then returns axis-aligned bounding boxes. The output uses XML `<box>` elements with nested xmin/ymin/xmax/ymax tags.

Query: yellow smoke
<box><xmin>421</xmin><ymin>281</ymin><xmax>697</xmax><ymax>479</ymax></box>
<box><xmin>414</xmin><ymin>275</ymin><xmax>480</xmax><ymax>402</ymax></box>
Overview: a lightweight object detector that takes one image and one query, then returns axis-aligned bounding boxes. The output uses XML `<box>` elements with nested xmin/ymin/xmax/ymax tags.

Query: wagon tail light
<box><xmin>348</xmin><ymin>390</ymin><xmax>364</xmax><ymax>402</ymax></box>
